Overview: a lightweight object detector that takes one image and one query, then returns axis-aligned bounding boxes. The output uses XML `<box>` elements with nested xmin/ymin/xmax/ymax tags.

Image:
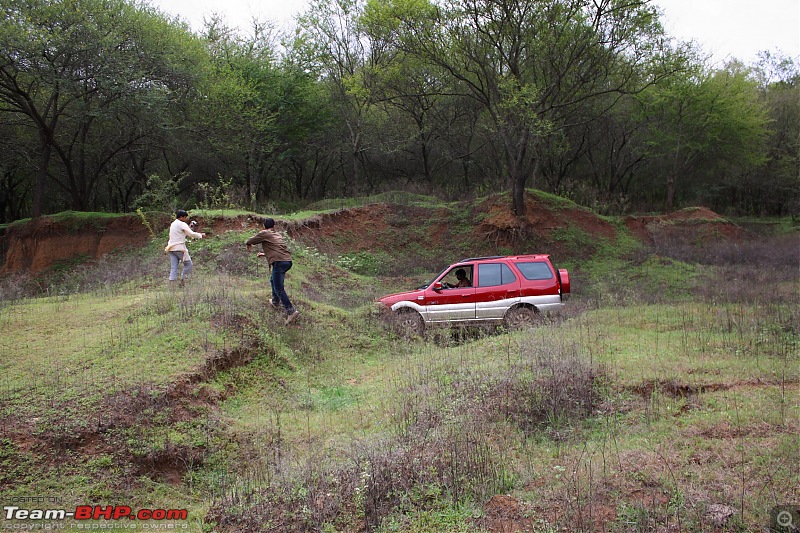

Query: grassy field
<box><xmin>0</xmin><ymin>203</ymin><xmax>797</xmax><ymax>532</ymax></box>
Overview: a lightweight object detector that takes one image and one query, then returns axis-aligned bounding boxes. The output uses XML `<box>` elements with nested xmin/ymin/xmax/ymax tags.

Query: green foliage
<box><xmin>552</xmin><ymin>220</ymin><xmax>644</xmax><ymax>261</ymax></box>
<box><xmin>0</xmin><ymin>438</ymin><xmax>37</xmax><ymax>486</ymax></box>
<box><xmin>25</xmin><ymin>211</ymin><xmax>122</xmax><ymax>235</ymax></box>
<box><xmin>337</xmin><ymin>250</ymin><xmax>392</xmax><ymax>275</ymax></box>
<box><xmin>196</xmin><ymin>176</ymin><xmax>239</xmax><ymax>210</ymax></box>
<box><xmin>0</xmin><ymin>0</ymin><xmax>794</xmax><ymax>220</ymax></box>
<box><xmin>302</xmin><ymin>385</ymin><xmax>361</xmax><ymax>411</ymax></box>
<box><xmin>578</xmin><ymin>253</ymin><xmax>701</xmax><ymax>306</ymax></box>
<box><xmin>0</xmin><ymin>0</ymin><xmax>207</xmax><ymax>215</ymax></box>
<box><xmin>136</xmin><ymin>208</ymin><xmax>157</xmax><ymax>240</ymax></box>
<box><xmin>377</xmin><ymin>503</ymin><xmax>480</xmax><ymax>532</ymax></box>
<box><xmin>633</xmin><ymin>255</ymin><xmax>702</xmax><ymax>299</ymax></box>
<box><xmin>733</xmin><ymin>215</ymin><xmax>800</xmax><ymax>235</ymax></box>
<box><xmin>640</xmin><ymin>63</ymin><xmax>771</xmax><ymax>210</ymax></box>
<box><xmin>133</xmin><ymin>174</ymin><xmax>181</xmax><ymax>213</ymax></box>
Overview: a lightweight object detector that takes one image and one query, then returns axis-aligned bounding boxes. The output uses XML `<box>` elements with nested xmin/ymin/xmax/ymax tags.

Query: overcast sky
<box><xmin>150</xmin><ymin>0</ymin><xmax>799</xmax><ymax>65</ymax></box>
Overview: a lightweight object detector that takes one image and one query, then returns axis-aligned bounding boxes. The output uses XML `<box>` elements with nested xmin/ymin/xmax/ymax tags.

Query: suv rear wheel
<box><xmin>504</xmin><ymin>305</ymin><xmax>538</xmax><ymax>330</ymax></box>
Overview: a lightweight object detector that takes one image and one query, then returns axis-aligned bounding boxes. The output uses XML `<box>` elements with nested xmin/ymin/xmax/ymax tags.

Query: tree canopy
<box><xmin>0</xmin><ymin>0</ymin><xmax>796</xmax><ymax>221</ymax></box>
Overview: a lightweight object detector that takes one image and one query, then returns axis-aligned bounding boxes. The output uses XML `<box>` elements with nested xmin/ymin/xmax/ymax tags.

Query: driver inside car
<box><xmin>443</xmin><ymin>268</ymin><xmax>472</xmax><ymax>288</ymax></box>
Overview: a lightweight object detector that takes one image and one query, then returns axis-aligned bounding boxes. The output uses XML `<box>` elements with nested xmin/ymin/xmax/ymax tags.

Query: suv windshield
<box><xmin>416</xmin><ymin>266</ymin><xmax>448</xmax><ymax>290</ymax></box>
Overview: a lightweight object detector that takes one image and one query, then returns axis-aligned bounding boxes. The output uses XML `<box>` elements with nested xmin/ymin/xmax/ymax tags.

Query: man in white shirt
<box><xmin>165</xmin><ymin>210</ymin><xmax>205</xmax><ymax>284</ymax></box>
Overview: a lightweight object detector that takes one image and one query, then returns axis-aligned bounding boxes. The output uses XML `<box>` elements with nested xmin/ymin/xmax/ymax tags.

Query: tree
<box><xmin>557</xmin><ymin>93</ymin><xmax>651</xmax><ymax>211</ymax></box>
<box><xmin>196</xmin><ymin>16</ymin><xmax>282</xmax><ymax>207</ymax></box>
<box><xmin>750</xmin><ymin>52</ymin><xmax>800</xmax><ymax>215</ymax></box>
<box><xmin>299</xmin><ymin>0</ymin><xmax>385</xmax><ymax>195</ymax></box>
<box><xmin>0</xmin><ymin>119</ymin><xmax>31</xmax><ymax>222</ymax></box>
<box><xmin>364</xmin><ymin>0</ymin><xmax>679</xmax><ymax>216</ymax></box>
<box><xmin>272</xmin><ymin>54</ymin><xmax>336</xmax><ymax>199</ymax></box>
<box><xmin>0</xmin><ymin>0</ymin><xmax>206</xmax><ymax>216</ymax></box>
<box><xmin>362</xmin><ymin>4</ymin><xmax>485</xmax><ymax>191</ymax></box>
<box><xmin>642</xmin><ymin>62</ymin><xmax>769</xmax><ymax>211</ymax></box>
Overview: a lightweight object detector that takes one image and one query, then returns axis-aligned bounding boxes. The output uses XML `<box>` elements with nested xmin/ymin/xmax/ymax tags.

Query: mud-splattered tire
<box><xmin>504</xmin><ymin>306</ymin><xmax>538</xmax><ymax>330</ymax></box>
<box><xmin>393</xmin><ymin>309</ymin><xmax>425</xmax><ymax>338</ymax></box>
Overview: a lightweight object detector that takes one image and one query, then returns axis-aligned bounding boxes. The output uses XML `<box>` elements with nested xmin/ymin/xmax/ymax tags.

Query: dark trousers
<box><xmin>270</xmin><ymin>260</ymin><xmax>295</xmax><ymax>313</ymax></box>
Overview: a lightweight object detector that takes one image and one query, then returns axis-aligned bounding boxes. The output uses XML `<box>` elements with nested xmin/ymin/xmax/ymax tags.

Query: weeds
<box><xmin>0</xmin><ymin>210</ymin><xmax>797</xmax><ymax>532</ymax></box>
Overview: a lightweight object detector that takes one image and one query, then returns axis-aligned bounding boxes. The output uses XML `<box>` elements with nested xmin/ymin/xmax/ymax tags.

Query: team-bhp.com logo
<box><xmin>4</xmin><ymin>505</ymin><xmax>188</xmax><ymax>528</ymax></box>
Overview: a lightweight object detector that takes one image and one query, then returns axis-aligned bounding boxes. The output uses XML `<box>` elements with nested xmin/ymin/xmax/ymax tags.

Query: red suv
<box><xmin>377</xmin><ymin>255</ymin><xmax>570</xmax><ymax>335</ymax></box>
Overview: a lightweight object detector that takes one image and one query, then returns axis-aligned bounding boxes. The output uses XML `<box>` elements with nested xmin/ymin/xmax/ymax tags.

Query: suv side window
<box><xmin>478</xmin><ymin>263</ymin><xmax>517</xmax><ymax>287</ymax></box>
<box><xmin>441</xmin><ymin>265</ymin><xmax>473</xmax><ymax>288</ymax></box>
<box><xmin>515</xmin><ymin>261</ymin><xmax>554</xmax><ymax>280</ymax></box>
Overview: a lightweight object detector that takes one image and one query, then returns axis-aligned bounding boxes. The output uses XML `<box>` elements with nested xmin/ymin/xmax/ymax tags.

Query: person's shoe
<box><xmin>269</xmin><ymin>300</ymin><xmax>280</xmax><ymax>310</ymax></box>
<box><xmin>285</xmin><ymin>310</ymin><xmax>300</xmax><ymax>325</ymax></box>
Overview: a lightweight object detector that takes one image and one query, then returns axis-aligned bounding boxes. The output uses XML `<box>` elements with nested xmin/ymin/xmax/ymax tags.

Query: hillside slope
<box><xmin>0</xmin><ymin>192</ymin><xmax>796</xmax><ymax>533</ymax></box>
<box><xmin>0</xmin><ymin>191</ymin><xmax>747</xmax><ymax>276</ymax></box>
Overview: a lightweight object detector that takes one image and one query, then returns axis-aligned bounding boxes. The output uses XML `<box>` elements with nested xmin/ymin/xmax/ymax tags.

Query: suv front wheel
<box><xmin>393</xmin><ymin>308</ymin><xmax>425</xmax><ymax>338</ymax></box>
<box><xmin>504</xmin><ymin>305</ymin><xmax>538</xmax><ymax>330</ymax></box>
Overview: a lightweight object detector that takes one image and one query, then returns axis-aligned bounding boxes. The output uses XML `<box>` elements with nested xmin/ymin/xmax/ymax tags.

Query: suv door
<box><xmin>424</xmin><ymin>265</ymin><xmax>477</xmax><ymax>322</ymax></box>
<box><xmin>474</xmin><ymin>262</ymin><xmax>519</xmax><ymax>319</ymax></box>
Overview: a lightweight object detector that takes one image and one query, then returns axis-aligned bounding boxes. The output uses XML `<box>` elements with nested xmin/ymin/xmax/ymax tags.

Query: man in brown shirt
<box><xmin>246</xmin><ymin>218</ymin><xmax>300</xmax><ymax>325</ymax></box>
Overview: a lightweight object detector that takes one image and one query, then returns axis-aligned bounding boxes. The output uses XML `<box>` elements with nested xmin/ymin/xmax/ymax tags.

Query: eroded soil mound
<box><xmin>624</xmin><ymin>207</ymin><xmax>747</xmax><ymax>245</ymax></box>
<box><xmin>0</xmin><ymin>213</ymin><xmax>169</xmax><ymax>275</ymax></box>
<box><xmin>0</xmin><ymin>196</ymin><xmax>745</xmax><ymax>276</ymax></box>
<box><xmin>0</xmin><ymin>213</ymin><xmax>256</xmax><ymax>275</ymax></box>
<box><xmin>285</xmin><ymin>203</ymin><xmax>454</xmax><ymax>247</ymax></box>
<box><xmin>285</xmin><ymin>192</ymin><xmax>620</xmax><ymax>271</ymax></box>
<box><xmin>475</xmin><ymin>193</ymin><xmax>617</xmax><ymax>252</ymax></box>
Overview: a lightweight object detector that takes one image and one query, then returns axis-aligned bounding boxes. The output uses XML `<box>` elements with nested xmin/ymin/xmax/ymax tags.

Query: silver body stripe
<box><xmin>391</xmin><ymin>295</ymin><xmax>563</xmax><ymax>323</ymax></box>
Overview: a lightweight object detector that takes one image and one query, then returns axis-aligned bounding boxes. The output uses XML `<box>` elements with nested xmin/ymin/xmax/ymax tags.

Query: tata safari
<box><xmin>377</xmin><ymin>255</ymin><xmax>570</xmax><ymax>335</ymax></box>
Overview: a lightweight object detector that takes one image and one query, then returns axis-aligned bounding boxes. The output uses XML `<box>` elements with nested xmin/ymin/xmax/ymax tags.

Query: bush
<box><xmin>337</xmin><ymin>251</ymin><xmax>392</xmax><ymax>276</ymax></box>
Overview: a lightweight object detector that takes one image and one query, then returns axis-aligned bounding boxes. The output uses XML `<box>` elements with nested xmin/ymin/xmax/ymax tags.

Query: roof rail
<box><xmin>458</xmin><ymin>254</ymin><xmax>550</xmax><ymax>263</ymax></box>
<box><xmin>458</xmin><ymin>255</ymin><xmax>505</xmax><ymax>262</ymax></box>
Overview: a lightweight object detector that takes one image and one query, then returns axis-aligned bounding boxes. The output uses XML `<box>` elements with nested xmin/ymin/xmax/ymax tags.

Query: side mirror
<box><xmin>432</xmin><ymin>282</ymin><xmax>443</xmax><ymax>291</ymax></box>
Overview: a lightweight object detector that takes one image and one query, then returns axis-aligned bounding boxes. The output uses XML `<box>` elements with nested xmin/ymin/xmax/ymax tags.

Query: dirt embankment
<box><xmin>284</xmin><ymin>193</ymin><xmax>622</xmax><ymax>262</ymax></box>
<box><xmin>284</xmin><ymin>194</ymin><xmax>748</xmax><ymax>263</ymax></box>
<box><xmin>624</xmin><ymin>206</ymin><xmax>748</xmax><ymax>245</ymax></box>
<box><xmin>0</xmin><ymin>195</ymin><xmax>747</xmax><ymax>276</ymax></box>
<box><xmin>0</xmin><ymin>214</ymin><xmax>169</xmax><ymax>275</ymax></box>
<box><xmin>475</xmin><ymin>193</ymin><xmax>617</xmax><ymax>250</ymax></box>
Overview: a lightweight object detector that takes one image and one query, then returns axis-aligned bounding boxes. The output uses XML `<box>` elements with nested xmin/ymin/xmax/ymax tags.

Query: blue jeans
<box><xmin>168</xmin><ymin>251</ymin><xmax>193</xmax><ymax>281</ymax></box>
<box><xmin>270</xmin><ymin>261</ymin><xmax>295</xmax><ymax>313</ymax></box>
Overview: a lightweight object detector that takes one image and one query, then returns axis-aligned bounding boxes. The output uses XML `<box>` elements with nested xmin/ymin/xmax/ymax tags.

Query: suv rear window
<box><xmin>515</xmin><ymin>261</ymin><xmax>554</xmax><ymax>280</ymax></box>
<box><xmin>478</xmin><ymin>263</ymin><xmax>517</xmax><ymax>287</ymax></box>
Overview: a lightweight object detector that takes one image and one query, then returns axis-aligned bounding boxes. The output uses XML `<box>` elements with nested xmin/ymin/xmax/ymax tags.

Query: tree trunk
<box><xmin>666</xmin><ymin>173</ymin><xmax>676</xmax><ymax>212</ymax></box>
<box><xmin>513</xmin><ymin>172</ymin><xmax>526</xmax><ymax>218</ymax></box>
<box><xmin>32</xmin><ymin>136</ymin><xmax>52</xmax><ymax>218</ymax></box>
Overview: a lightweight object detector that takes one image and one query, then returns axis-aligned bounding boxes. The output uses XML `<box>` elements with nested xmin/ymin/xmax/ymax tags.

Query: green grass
<box><xmin>733</xmin><ymin>215</ymin><xmax>800</xmax><ymax>235</ymax></box>
<box><xmin>0</xmin><ymin>201</ymin><xmax>797</xmax><ymax>532</ymax></box>
<box><xmin>306</xmin><ymin>191</ymin><xmax>448</xmax><ymax>211</ymax></box>
<box><xmin>529</xmin><ymin>188</ymin><xmax>582</xmax><ymax>210</ymax></box>
<box><xmin>3</xmin><ymin>210</ymin><xmax>126</xmax><ymax>230</ymax></box>
<box><xmin>0</xmin><ymin>287</ymin><xmax>245</xmax><ymax>398</ymax></box>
